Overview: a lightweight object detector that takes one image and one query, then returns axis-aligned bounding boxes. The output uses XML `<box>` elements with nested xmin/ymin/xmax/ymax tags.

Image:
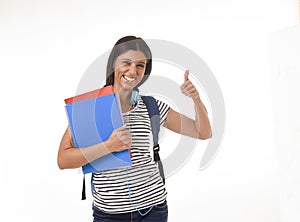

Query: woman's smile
<box><xmin>122</xmin><ymin>75</ymin><xmax>137</xmax><ymax>82</ymax></box>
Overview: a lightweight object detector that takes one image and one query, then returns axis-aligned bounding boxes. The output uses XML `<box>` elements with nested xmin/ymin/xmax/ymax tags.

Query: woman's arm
<box><xmin>57</xmin><ymin>125</ymin><xmax>131</xmax><ymax>169</ymax></box>
<box><xmin>164</xmin><ymin>70</ymin><xmax>212</xmax><ymax>140</ymax></box>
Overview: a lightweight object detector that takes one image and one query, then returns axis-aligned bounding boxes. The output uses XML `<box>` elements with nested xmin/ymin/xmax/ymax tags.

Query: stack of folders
<box><xmin>64</xmin><ymin>85</ymin><xmax>132</xmax><ymax>174</ymax></box>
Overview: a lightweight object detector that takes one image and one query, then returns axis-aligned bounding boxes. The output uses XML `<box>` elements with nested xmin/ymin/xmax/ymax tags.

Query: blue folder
<box><xmin>65</xmin><ymin>93</ymin><xmax>132</xmax><ymax>174</ymax></box>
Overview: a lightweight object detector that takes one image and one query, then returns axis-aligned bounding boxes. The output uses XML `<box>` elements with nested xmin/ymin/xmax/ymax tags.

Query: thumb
<box><xmin>184</xmin><ymin>70</ymin><xmax>189</xmax><ymax>82</ymax></box>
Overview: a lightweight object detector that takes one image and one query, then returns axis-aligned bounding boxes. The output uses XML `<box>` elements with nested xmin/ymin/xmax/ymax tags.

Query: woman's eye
<box><xmin>137</xmin><ymin>64</ymin><xmax>145</xmax><ymax>68</ymax></box>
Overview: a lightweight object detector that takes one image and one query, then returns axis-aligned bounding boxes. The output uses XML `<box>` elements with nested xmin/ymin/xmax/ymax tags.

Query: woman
<box><xmin>58</xmin><ymin>36</ymin><xmax>212</xmax><ymax>222</ymax></box>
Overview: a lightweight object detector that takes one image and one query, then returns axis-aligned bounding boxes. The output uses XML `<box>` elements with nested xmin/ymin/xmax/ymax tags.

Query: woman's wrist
<box><xmin>192</xmin><ymin>95</ymin><xmax>202</xmax><ymax>104</ymax></box>
<box><xmin>103</xmin><ymin>140</ymin><xmax>113</xmax><ymax>153</ymax></box>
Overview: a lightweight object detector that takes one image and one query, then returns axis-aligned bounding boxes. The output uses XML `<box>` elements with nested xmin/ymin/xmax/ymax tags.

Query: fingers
<box><xmin>181</xmin><ymin>82</ymin><xmax>194</xmax><ymax>92</ymax></box>
<box><xmin>113</xmin><ymin>125</ymin><xmax>132</xmax><ymax>149</ymax></box>
<box><xmin>181</xmin><ymin>86</ymin><xmax>198</xmax><ymax>97</ymax></box>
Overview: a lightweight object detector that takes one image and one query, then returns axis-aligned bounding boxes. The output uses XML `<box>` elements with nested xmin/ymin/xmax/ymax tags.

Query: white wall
<box><xmin>0</xmin><ymin>0</ymin><xmax>297</xmax><ymax>221</ymax></box>
<box><xmin>270</xmin><ymin>25</ymin><xmax>300</xmax><ymax>222</ymax></box>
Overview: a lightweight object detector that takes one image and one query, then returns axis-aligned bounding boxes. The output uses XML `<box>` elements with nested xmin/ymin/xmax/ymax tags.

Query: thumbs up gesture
<box><xmin>180</xmin><ymin>70</ymin><xmax>199</xmax><ymax>100</ymax></box>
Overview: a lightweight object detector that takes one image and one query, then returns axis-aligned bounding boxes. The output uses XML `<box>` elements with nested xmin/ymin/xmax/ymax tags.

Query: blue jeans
<box><xmin>93</xmin><ymin>201</ymin><xmax>168</xmax><ymax>222</ymax></box>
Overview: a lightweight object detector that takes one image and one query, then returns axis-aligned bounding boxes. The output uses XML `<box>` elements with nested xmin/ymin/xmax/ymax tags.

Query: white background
<box><xmin>0</xmin><ymin>0</ymin><xmax>297</xmax><ymax>221</ymax></box>
<box><xmin>270</xmin><ymin>26</ymin><xmax>300</xmax><ymax>222</ymax></box>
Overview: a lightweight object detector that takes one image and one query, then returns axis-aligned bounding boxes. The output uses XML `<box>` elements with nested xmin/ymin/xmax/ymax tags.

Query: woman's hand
<box><xmin>164</xmin><ymin>69</ymin><xmax>212</xmax><ymax>140</ymax></box>
<box><xmin>104</xmin><ymin>125</ymin><xmax>132</xmax><ymax>152</ymax></box>
<box><xmin>180</xmin><ymin>70</ymin><xmax>199</xmax><ymax>100</ymax></box>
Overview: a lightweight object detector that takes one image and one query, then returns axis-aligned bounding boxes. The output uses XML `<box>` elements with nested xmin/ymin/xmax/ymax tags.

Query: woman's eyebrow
<box><xmin>121</xmin><ymin>58</ymin><xmax>146</xmax><ymax>64</ymax></box>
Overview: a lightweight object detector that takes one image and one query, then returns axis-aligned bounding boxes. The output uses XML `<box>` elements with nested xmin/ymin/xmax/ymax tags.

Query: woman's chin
<box><xmin>121</xmin><ymin>80</ymin><xmax>139</xmax><ymax>90</ymax></box>
<box><xmin>117</xmin><ymin>83</ymin><xmax>135</xmax><ymax>92</ymax></box>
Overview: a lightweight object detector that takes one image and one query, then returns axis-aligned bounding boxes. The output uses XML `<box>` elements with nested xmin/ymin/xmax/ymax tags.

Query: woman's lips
<box><xmin>122</xmin><ymin>75</ymin><xmax>136</xmax><ymax>82</ymax></box>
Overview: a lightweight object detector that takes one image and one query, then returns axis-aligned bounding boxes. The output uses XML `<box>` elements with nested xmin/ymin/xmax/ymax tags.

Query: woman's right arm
<box><xmin>57</xmin><ymin>125</ymin><xmax>131</xmax><ymax>170</ymax></box>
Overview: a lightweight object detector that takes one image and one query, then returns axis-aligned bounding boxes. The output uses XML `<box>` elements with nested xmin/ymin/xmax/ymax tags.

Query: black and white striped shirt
<box><xmin>92</xmin><ymin>97</ymin><xmax>170</xmax><ymax>214</ymax></box>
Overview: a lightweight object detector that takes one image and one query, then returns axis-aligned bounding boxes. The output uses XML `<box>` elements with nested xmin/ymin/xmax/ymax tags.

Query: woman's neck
<box><xmin>114</xmin><ymin>87</ymin><xmax>133</xmax><ymax>113</ymax></box>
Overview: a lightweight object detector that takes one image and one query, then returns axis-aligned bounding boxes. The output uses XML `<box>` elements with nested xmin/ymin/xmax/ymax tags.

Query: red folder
<box><xmin>64</xmin><ymin>85</ymin><xmax>114</xmax><ymax>104</ymax></box>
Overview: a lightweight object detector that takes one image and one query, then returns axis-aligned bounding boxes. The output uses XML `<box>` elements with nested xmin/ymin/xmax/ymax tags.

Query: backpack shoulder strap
<box><xmin>141</xmin><ymin>96</ymin><xmax>160</xmax><ymax>146</ymax></box>
<box><xmin>141</xmin><ymin>96</ymin><xmax>165</xmax><ymax>184</ymax></box>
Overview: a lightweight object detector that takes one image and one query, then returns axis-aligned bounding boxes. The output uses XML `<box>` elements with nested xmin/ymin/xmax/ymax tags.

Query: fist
<box><xmin>106</xmin><ymin>125</ymin><xmax>132</xmax><ymax>152</ymax></box>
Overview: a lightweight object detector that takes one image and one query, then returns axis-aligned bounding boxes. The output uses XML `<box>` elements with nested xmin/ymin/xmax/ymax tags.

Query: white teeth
<box><xmin>123</xmin><ymin>75</ymin><xmax>136</xmax><ymax>81</ymax></box>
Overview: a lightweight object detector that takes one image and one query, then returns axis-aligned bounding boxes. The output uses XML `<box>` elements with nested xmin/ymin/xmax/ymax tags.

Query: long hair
<box><xmin>105</xmin><ymin>36</ymin><xmax>152</xmax><ymax>89</ymax></box>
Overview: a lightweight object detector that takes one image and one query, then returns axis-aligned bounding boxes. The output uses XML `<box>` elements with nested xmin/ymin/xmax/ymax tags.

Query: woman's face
<box><xmin>113</xmin><ymin>50</ymin><xmax>147</xmax><ymax>92</ymax></box>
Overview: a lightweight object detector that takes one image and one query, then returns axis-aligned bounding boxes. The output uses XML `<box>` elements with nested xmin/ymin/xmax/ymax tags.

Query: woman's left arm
<box><xmin>164</xmin><ymin>70</ymin><xmax>212</xmax><ymax>140</ymax></box>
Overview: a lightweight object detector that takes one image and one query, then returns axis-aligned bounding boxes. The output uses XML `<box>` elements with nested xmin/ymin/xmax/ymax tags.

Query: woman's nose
<box><xmin>128</xmin><ymin>64</ymin><xmax>137</xmax><ymax>75</ymax></box>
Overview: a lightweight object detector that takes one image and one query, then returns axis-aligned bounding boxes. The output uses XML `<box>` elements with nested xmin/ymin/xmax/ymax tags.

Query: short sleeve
<box><xmin>155</xmin><ymin>98</ymin><xmax>170</xmax><ymax>126</ymax></box>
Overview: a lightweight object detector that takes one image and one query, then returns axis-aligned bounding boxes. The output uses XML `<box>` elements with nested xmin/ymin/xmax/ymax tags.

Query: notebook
<box><xmin>64</xmin><ymin>86</ymin><xmax>132</xmax><ymax>174</ymax></box>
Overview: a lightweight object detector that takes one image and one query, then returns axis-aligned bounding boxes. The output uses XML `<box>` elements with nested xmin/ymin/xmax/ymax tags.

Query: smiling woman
<box><xmin>57</xmin><ymin>35</ymin><xmax>212</xmax><ymax>222</ymax></box>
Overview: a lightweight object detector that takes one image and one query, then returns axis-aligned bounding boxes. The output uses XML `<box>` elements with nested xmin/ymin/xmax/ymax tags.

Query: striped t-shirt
<box><xmin>92</xmin><ymin>96</ymin><xmax>170</xmax><ymax>214</ymax></box>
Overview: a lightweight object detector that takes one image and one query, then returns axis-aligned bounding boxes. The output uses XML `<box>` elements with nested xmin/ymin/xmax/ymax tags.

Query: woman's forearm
<box><xmin>57</xmin><ymin>141</ymin><xmax>111</xmax><ymax>170</ymax></box>
<box><xmin>57</xmin><ymin>126</ymin><xmax>131</xmax><ymax>170</ymax></box>
<box><xmin>193</xmin><ymin>97</ymin><xmax>212</xmax><ymax>139</ymax></box>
